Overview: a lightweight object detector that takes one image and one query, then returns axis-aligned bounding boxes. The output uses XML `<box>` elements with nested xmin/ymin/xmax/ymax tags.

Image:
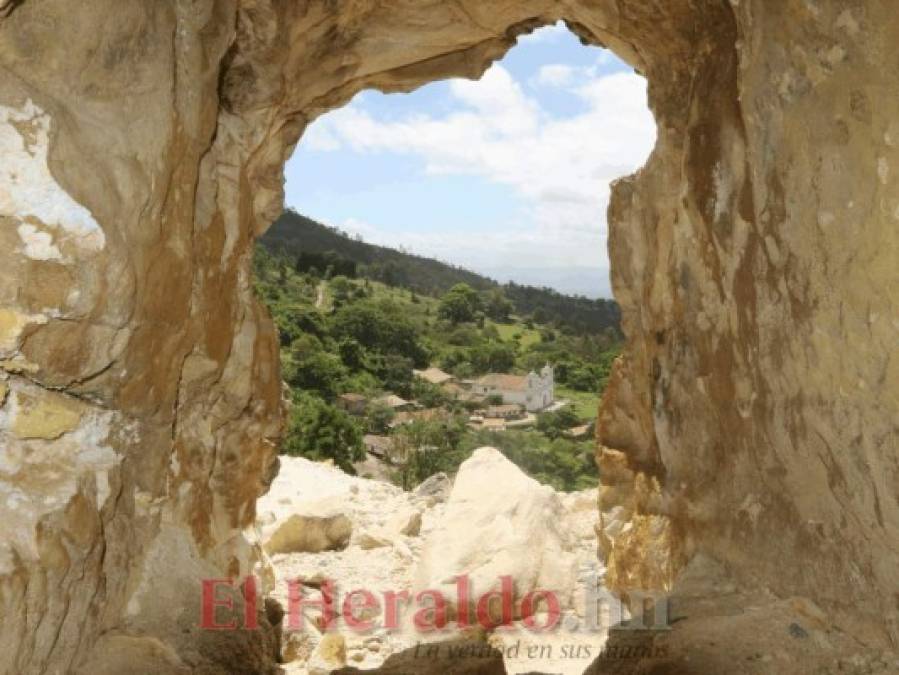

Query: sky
<box><xmin>284</xmin><ymin>22</ymin><xmax>656</xmax><ymax>299</ymax></box>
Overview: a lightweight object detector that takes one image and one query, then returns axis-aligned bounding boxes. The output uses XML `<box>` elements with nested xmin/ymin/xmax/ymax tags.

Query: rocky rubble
<box><xmin>256</xmin><ymin>449</ymin><xmax>605</xmax><ymax>675</ymax></box>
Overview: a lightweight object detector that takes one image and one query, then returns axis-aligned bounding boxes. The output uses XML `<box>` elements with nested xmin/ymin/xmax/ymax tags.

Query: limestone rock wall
<box><xmin>0</xmin><ymin>0</ymin><xmax>896</xmax><ymax>672</ymax></box>
<box><xmin>599</xmin><ymin>0</ymin><xmax>899</xmax><ymax>647</ymax></box>
<box><xmin>0</xmin><ymin>2</ymin><xmax>282</xmax><ymax>672</ymax></box>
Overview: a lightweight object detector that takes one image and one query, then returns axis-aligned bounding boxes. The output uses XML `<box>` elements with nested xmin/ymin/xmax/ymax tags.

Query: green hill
<box><xmin>260</xmin><ymin>209</ymin><xmax>621</xmax><ymax>337</ymax></box>
<box><xmin>253</xmin><ymin>246</ymin><xmax>619</xmax><ymax>490</ymax></box>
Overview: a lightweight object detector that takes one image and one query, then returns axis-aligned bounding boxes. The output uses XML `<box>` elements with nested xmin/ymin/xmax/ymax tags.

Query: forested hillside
<box><xmin>253</xmin><ymin>245</ymin><xmax>621</xmax><ymax>491</ymax></box>
<box><xmin>261</xmin><ymin>209</ymin><xmax>621</xmax><ymax>338</ymax></box>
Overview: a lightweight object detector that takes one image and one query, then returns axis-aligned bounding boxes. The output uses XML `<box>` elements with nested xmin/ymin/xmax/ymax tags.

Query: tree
<box><xmin>284</xmin><ymin>338</ymin><xmax>348</xmax><ymax>399</ymax></box>
<box><xmin>331</xmin><ymin>300</ymin><xmax>428</xmax><ymax>366</ymax></box>
<box><xmin>330</xmin><ymin>275</ymin><xmax>353</xmax><ymax>305</ymax></box>
<box><xmin>438</xmin><ymin>283</ymin><xmax>482</xmax><ymax>324</ymax></box>
<box><xmin>567</xmin><ymin>365</ymin><xmax>601</xmax><ymax>392</ymax></box>
<box><xmin>337</xmin><ymin>337</ymin><xmax>365</xmax><ymax>370</ymax></box>
<box><xmin>373</xmin><ymin>354</ymin><xmax>414</xmax><ymax>398</ymax></box>
<box><xmin>365</xmin><ymin>401</ymin><xmax>395</xmax><ymax>434</ymax></box>
<box><xmin>411</xmin><ymin>378</ymin><xmax>450</xmax><ymax>408</ymax></box>
<box><xmin>391</xmin><ymin>417</ymin><xmax>467</xmax><ymax>489</ymax></box>
<box><xmin>536</xmin><ymin>407</ymin><xmax>582</xmax><ymax>440</ymax></box>
<box><xmin>338</xmin><ymin>370</ymin><xmax>380</xmax><ymax>397</ymax></box>
<box><xmin>282</xmin><ymin>394</ymin><xmax>364</xmax><ymax>473</ymax></box>
<box><xmin>470</xmin><ymin>342</ymin><xmax>516</xmax><ymax>374</ymax></box>
<box><xmin>269</xmin><ymin>306</ymin><xmax>326</xmax><ymax>347</ymax></box>
<box><xmin>483</xmin><ymin>289</ymin><xmax>514</xmax><ymax>323</ymax></box>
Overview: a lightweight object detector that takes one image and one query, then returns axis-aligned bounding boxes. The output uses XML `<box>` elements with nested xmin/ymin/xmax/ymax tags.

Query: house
<box><xmin>374</xmin><ymin>394</ymin><xmax>415</xmax><ymax>412</ymax></box>
<box><xmin>413</xmin><ymin>367</ymin><xmax>455</xmax><ymax>386</ymax></box>
<box><xmin>336</xmin><ymin>393</ymin><xmax>367</xmax><ymax>416</ymax></box>
<box><xmin>441</xmin><ymin>381</ymin><xmax>465</xmax><ymax>397</ymax></box>
<box><xmin>484</xmin><ymin>404</ymin><xmax>525</xmax><ymax>420</ymax></box>
<box><xmin>472</xmin><ymin>365</ymin><xmax>554</xmax><ymax>412</ymax></box>
<box><xmin>440</xmin><ymin>382</ymin><xmax>485</xmax><ymax>406</ymax></box>
<box><xmin>479</xmin><ymin>417</ymin><xmax>508</xmax><ymax>432</ymax></box>
<box><xmin>458</xmin><ymin>392</ymin><xmax>487</xmax><ymax>406</ymax></box>
<box><xmin>363</xmin><ymin>434</ymin><xmax>394</xmax><ymax>459</ymax></box>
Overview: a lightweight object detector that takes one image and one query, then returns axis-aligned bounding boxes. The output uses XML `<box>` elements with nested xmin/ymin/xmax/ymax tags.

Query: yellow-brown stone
<box><xmin>12</xmin><ymin>390</ymin><xmax>83</xmax><ymax>440</ymax></box>
<box><xmin>0</xmin><ymin>308</ymin><xmax>30</xmax><ymax>352</ymax></box>
<box><xmin>0</xmin><ymin>1</ymin><xmax>896</xmax><ymax>672</ymax></box>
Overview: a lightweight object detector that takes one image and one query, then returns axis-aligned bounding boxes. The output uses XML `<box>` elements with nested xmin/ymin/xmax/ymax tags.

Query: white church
<box><xmin>472</xmin><ymin>365</ymin><xmax>554</xmax><ymax>412</ymax></box>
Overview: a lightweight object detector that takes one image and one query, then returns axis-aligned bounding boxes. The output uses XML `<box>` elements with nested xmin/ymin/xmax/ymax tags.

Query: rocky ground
<box><xmin>254</xmin><ymin>448</ymin><xmax>607</xmax><ymax>675</ymax></box>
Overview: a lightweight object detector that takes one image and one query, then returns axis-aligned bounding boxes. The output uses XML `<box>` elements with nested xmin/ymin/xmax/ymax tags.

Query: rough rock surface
<box><xmin>257</xmin><ymin>461</ymin><xmax>358</xmax><ymax>555</ymax></box>
<box><xmin>0</xmin><ymin>1</ymin><xmax>897</xmax><ymax>672</ymax></box>
<box><xmin>258</xmin><ymin>456</ymin><xmax>438</xmax><ymax>673</ymax></box>
<box><xmin>415</xmin><ymin>447</ymin><xmax>580</xmax><ymax>617</ymax></box>
<box><xmin>262</xmin><ymin>454</ymin><xmax>603</xmax><ymax>675</ymax></box>
<box><xmin>261</xmin><ymin>505</ymin><xmax>353</xmax><ymax>556</ymax></box>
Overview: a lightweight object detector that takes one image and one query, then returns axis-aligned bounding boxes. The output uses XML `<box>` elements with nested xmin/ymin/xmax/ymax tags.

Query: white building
<box><xmin>472</xmin><ymin>365</ymin><xmax>554</xmax><ymax>412</ymax></box>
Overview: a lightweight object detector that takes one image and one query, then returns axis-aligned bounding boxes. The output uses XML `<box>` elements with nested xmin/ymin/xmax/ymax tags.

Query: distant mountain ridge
<box><xmin>260</xmin><ymin>210</ymin><xmax>621</xmax><ymax>336</ymax></box>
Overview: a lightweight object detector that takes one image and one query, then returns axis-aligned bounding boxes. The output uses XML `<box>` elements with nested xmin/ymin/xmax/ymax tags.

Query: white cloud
<box><xmin>449</xmin><ymin>66</ymin><xmax>539</xmax><ymax>136</ymax></box>
<box><xmin>595</xmin><ymin>50</ymin><xmax>615</xmax><ymax>67</ymax></box>
<box><xmin>303</xmin><ymin>123</ymin><xmax>341</xmax><ymax>151</ymax></box>
<box><xmin>516</xmin><ymin>21</ymin><xmax>568</xmax><ymax>44</ymax></box>
<box><xmin>533</xmin><ymin>64</ymin><xmax>576</xmax><ymax>87</ymax></box>
<box><xmin>301</xmin><ymin>62</ymin><xmax>656</xmax><ymax>294</ymax></box>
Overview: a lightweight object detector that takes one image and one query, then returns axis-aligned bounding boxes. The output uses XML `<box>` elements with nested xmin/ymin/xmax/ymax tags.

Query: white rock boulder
<box><xmin>415</xmin><ymin>447</ymin><xmax>579</xmax><ymax>619</ymax></box>
<box><xmin>414</xmin><ymin>472</ymin><xmax>452</xmax><ymax>503</ymax></box>
<box><xmin>384</xmin><ymin>504</ymin><xmax>423</xmax><ymax>537</ymax></box>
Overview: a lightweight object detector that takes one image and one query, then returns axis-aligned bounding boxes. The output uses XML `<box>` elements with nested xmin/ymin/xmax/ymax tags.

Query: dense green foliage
<box><xmin>382</xmin><ymin>417</ymin><xmax>595</xmax><ymax>492</ymax></box>
<box><xmin>502</xmin><ymin>282</ymin><xmax>621</xmax><ymax>338</ymax></box>
<box><xmin>438</xmin><ymin>283</ymin><xmax>483</xmax><ymax>324</ymax></box>
<box><xmin>283</xmin><ymin>393</ymin><xmax>364</xmax><ymax>473</ymax></box>
<box><xmin>536</xmin><ymin>407</ymin><xmax>583</xmax><ymax>440</ymax></box>
<box><xmin>254</xmin><ymin>241</ymin><xmax>621</xmax><ymax>489</ymax></box>
<box><xmin>261</xmin><ymin>209</ymin><xmax>622</xmax><ymax>338</ymax></box>
<box><xmin>390</xmin><ymin>416</ymin><xmax>470</xmax><ymax>490</ymax></box>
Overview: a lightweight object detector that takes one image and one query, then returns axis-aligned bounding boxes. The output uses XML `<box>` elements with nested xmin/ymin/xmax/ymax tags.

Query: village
<box><xmin>253</xmin><ymin>232</ymin><xmax>616</xmax><ymax>491</ymax></box>
<box><xmin>334</xmin><ymin>364</ymin><xmax>594</xmax><ymax>469</ymax></box>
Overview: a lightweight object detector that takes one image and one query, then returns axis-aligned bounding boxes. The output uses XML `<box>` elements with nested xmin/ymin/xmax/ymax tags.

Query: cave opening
<box><xmin>251</xmin><ymin>21</ymin><xmax>658</xmax><ymax>674</ymax></box>
<box><xmin>4</xmin><ymin>2</ymin><xmax>894</xmax><ymax>673</ymax></box>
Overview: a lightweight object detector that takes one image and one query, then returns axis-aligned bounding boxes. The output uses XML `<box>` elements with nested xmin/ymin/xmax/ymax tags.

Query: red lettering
<box><xmin>455</xmin><ymin>574</ymin><xmax>471</xmax><ymax>628</ymax></box>
<box><xmin>475</xmin><ymin>576</ymin><xmax>515</xmax><ymax>629</ymax></box>
<box><xmin>383</xmin><ymin>589</ymin><xmax>411</xmax><ymax>630</ymax></box>
<box><xmin>200</xmin><ymin>578</ymin><xmax>237</xmax><ymax>630</ymax></box>
<box><xmin>343</xmin><ymin>589</ymin><xmax>379</xmax><ymax>631</ymax></box>
<box><xmin>414</xmin><ymin>590</ymin><xmax>448</xmax><ymax>632</ymax></box>
<box><xmin>521</xmin><ymin>590</ymin><xmax>561</xmax><ymax>632</ymax></box>
<box><xmin>243</xmin><ymin>575</ymin><xmax>258</xmax><ymax>630</ymax></box>
<box><xmin>286</xmin><ymin>579</ymin><xmax>338</xmax><ymax>631</ymax></box>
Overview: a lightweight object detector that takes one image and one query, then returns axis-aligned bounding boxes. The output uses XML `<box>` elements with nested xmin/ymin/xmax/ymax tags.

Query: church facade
<box><xmin>472</xmin><ymin>365</ymin><xmax>554</xmax><ymax>412</ymax></box>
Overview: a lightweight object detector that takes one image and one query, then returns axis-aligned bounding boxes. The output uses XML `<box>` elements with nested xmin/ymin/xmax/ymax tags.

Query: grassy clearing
<box><xmin>556</xmin><ymin>386</ymin><xmax>601</xmax><ymax>421</ymax></box>
<box><xmin>491</xmin><ymin>320</ymin><xmax>541</xmax><ymax>348</ymax></box>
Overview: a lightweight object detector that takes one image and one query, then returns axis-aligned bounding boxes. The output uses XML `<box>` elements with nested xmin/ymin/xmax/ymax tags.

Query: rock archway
<box><xmin>1</xmin><ymin>1</ymin><xmax>896</xmax><ymax>673</ymax></box>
